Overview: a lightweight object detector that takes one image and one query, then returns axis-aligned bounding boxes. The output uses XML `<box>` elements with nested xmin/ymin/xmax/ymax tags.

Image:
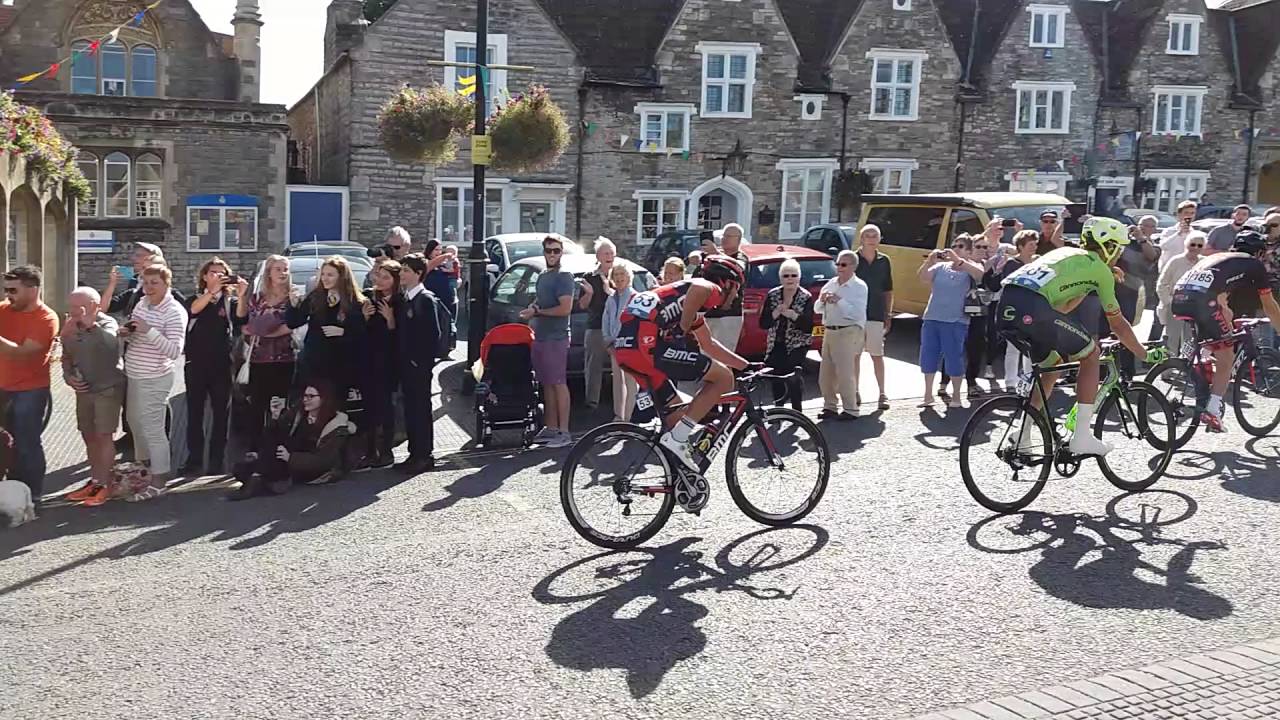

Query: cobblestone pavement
<box><xmin>913</xmin><ymin>638</ymin><xmax>1280</xmax><ymax>719</ymax></box>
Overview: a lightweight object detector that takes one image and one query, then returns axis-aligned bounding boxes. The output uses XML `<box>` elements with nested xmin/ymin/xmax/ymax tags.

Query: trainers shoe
<box><xmin>1068</xmin><ymin>432</ymin><xmax>1114</xmax><ymax>458</ymax></box>
<box><xmin>545</xmin><ymin>430</ymin><xmax>573</xmax><ymax>449</ymax></box>
<box><xmin>531</xmin><ymin>427</ymin><xmax>558</xmax><ymax>445</ymax></box>
<box><xmin>659</xmin><ymin>431</ymin><xmax>700</xmax><ymax>470</ymax></box>
<box><xmin>65</xmin><ymin>483</ymin><xmax>101</xmax><ymax>502</ymax></box>
<box><xmin>82</xmin><ymin>485</ymin><xmax>112</xmax><ymax>506</ymax></box>
<box><xmin>370</xmin><ymin>453</ymin><xmax>395</xmax><ymax>469</ymax></box>
<box><xmin>350</xmin><ymin>456</ymin><xmax>373</xmax><ymax>474</ymax></box>
<box><xmin>1199</xmin><ymin>411</ymin><xmax>1225</xmax><ymax>433</ymax></box>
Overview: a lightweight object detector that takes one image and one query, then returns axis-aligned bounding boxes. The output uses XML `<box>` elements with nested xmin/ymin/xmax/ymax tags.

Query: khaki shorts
<box><xmin>76</xmin><ymin>386</ymin><xmax>124</xmax><ymax>435</ymax></box>
<box><xmin>864</xmin><ymin>321</ymin><xmax>886</xmax><ymax>357</ymax></box>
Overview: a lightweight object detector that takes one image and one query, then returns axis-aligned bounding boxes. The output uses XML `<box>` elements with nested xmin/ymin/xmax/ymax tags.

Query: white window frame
<box><xmin>866</xmin><ymin>49</ymin><xmax>926</xmax><ymax>122</ymax></box>
<box><xmin>434</xmin><ymin>179</ymin><xmax>509</xmax><ymax>241</ymax></box>
<box><xmin>696</xmin><ymin>42</ymin><xmax>760</xmax><ymax>119</ymax></box>
<box><xmin>1151</xmin><ymin>85</ymin><xmax>1207</xmax><ymax>137</ymax></box>
<box><xmin>1027</xmin><ymin>5</ymin><xmax>1069</xmax><ymax>48</ymax></box>
<box><xmin>77</xmin><ymin>153</ymin><xmax>100</xmax><ymax>217</ymax></box>
<box><xmin>100</xmin><ymin>41</ymin><xmax>128</xmax><ymax>96</ymax></box>
<box><xmin>186</xmin><ymin>205</ymin><xmax>259</xmax><ymax>253</ymax></box>
<box><xmin>134</xmin><ymin>153</ymin><xmax>163</xmax><ymax>218</ymax></box>
<box><xmin>1013</xmin><ymin>80</ymin><xmax>1075</xmax><ymax>134</ymax></box>
<box><xmin>1004</xmin><ymin>170</ymin><xmax>1071</xmax><ymax>195</ymax></box>
<box><xmin>860</xmin><ymin>158</ymin><xmax>919</xmax><ymax>195</ymax></box>
<box><xmin>1166</xmin><ymin>14</ymin><xmax>1201</xmax><ymax>55</ymax></box>
<box><xmin>893</xmin><ymin>0</ymin><xmax>912</xmax><ymax>10</ymax></box>
<box><xmin>633</xmin><ymin>190</ymin><xmax>688</xmax><ymax>243</ymax></box>
<box><xmin>1143</xmin><ymin>170</ymin><xmax>1210</xmax><ymax>213</ymax></box>
<box><xmin>443</xmin><ymin>30</ymin><xmax>508</xmax><ymax>110</ymax></box>
<box><xmin>103</xmin><ymin>152</ymin><xmax>131</xmax><ymax>218</ymax></box>
<box><xmin>634</xmin><ymin>103</ymin><xmax>694</xmax><ymax>152</ymax></box>
<box><xmin>776</xmin><ymin>158</ymin><xmax>838</xmax><ymax>240</ymax></box>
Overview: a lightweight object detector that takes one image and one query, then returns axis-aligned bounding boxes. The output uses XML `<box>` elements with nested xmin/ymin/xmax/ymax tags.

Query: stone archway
<box><xmin>687</xmin><ymin>175</ymin><xmax>754</xmax><ymax>236</ymax></box>
<box><xmin>1258</xmin><ymin>160</ymin><xmax>1280</xmax><ymax>207</ymax></box>
<box><xmin>0</xmin><ymin>157</ymin><xmax>78</xmax><ymax>312</ymax></box>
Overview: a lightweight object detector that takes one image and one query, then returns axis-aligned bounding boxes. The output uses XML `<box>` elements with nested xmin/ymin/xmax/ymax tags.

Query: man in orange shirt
<box><xmin>0</xmin><ymin>266</ymin><xmax>60</xmax><ymax>498</ymax></box>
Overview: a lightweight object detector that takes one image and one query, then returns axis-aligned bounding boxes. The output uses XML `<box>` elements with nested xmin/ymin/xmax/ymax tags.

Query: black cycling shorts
<box><xmin>1170</xmin><ymin>290</ymin><xmax>1232</xmax><ymax>346</ymax></box>
<box><xmin>654</xmin><ymin>336</ymin><xmax>714</xmax><ymax>382</ymax></box>
<box><xmin>996</xmin><ymin>285</ymin><xmax>1096</xmax><ymax>365</ymax></box>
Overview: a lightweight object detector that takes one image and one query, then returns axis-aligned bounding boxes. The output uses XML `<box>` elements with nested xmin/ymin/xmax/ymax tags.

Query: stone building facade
<box><xmin>292</xmin><ymin>0</ymin><xmax>1280</xmax><ymax>260</ymax></box>
<box><xmin>0</xmin><ymin>0</ymin><xmax>288</xmax><ymax>294</ymax></box>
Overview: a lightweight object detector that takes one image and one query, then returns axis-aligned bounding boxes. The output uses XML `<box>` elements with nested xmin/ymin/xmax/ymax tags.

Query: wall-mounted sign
<box><xmin>76</xmin><ymin>229</ymin><xmax>114</xmax><ymax>254</ymax></box>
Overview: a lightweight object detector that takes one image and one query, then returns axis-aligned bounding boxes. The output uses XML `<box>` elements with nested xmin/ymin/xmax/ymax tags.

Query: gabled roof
<box><xmin>0</xmin><ymin>6</ymin><xmax>16</xmax><ymax>33</ymax></box>
<box><xmin>774</xmin><ymin>0</ymin><xmax>864</xmax><ymax>91</ymax></box>
<box><xmin>1072</xmin><ymin>0</ymin><xmax>1165</xmax><ymax>103</ymax></box>
<box><xmin>934</xmin><ymin>0</ymin><xmax>1026</xmax><ymax>93</ymax></box>
<box><xmin>1208</xmin><ymin>0</ymin><xmax>1280</xmax><ymax>105</ymax></box>
<box><xmin>531</xmin><ymin>0</ymin><xmax>686</xmax><ymax>86</ymax></box>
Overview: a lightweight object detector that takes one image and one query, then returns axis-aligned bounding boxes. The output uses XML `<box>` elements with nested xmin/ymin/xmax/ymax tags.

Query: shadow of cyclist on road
<box><xmin>532</xmin><ymin>526</ymin><xmax>828</xmax><ymax>698</ymax></box>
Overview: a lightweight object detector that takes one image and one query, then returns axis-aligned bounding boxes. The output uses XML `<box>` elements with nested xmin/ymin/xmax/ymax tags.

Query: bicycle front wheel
<box><xmin>1144</xmin><ymin>358</ymin><xmax>1203</xmax><ymax>450</ymax></box>
<box><xmin>1233</xmin><ymin>348</ymin><xmax>1280</xmax><ymax>437</ymax></box>
<box><xmin>725</xmin><ymin>408</ymin><xmax>829</xmax><ymax>525</ymax></box>
<box><xmin>959</xmin><ymin>396</ymin><xmax>1052</xmax><ymax>514</ymax></box>
<box><xmin>1095</xmin><ymin>381</ymin><xmax>1174</xmax><ymax>492</ymax></box>
<box><xmin>560</xmin><ymin>422</ymin><xmax>675</xmax><ymax>549</ymax></box>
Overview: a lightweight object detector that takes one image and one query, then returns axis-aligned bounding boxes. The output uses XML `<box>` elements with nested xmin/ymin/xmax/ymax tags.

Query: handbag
<box><xmin>236</xmin><ymin>335</ymin><xmax>258</xmax><ymax>386</ymax></box>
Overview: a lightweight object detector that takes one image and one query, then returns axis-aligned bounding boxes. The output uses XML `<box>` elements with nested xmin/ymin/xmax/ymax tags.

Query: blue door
<box><xmin>288</xmin><ymin>187</ymin><xmax>348</xmax><ymax>244</ymax></box>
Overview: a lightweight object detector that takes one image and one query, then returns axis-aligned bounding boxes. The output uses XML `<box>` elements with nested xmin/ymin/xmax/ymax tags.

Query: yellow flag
<box><xmin>458</xmin><ymin>74</ymin><xmax>477</xmax><ymax>86</ymax></box>
<box><xmin>457</xmin><ymin>74</ymin><xmax>477</xmax><ymax>96</ymax></box>
<box><xmin>458</xmin><ymin>84</ymin><xmax>476</xmax><ymax>97</ymax></box>
<box><xmin>16</xmin><ymin>71</ymin><xmax>44</xmax><ymax>83</ymax></box>
<box><xmin>146</xmin><ymin>0</ymin><xmax>165</xmax><ymax>8</ymax></box>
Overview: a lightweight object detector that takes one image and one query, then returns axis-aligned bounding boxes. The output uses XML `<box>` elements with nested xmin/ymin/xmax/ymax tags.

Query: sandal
<box><xmin>127</xmin><ymin>485</ymin><xmax>164</xmax><ymax>503</ymax></box>
<box><xmin>878</xmin><ymin>395</ymin><xmax>890</xmax><ymax>411</ymax></box>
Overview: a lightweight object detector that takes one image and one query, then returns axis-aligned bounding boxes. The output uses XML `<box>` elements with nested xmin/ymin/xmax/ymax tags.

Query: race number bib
<box><xmin>635</xmin><ymin>391</ymin><xmax>654</xmax><ymax>411</ymax></box>
<box><xmin>1009</xmin><ymin>265</ymin><xmax>1057</xmax><ymax>291</ymax></box>
<box><xmin>626</xmin><ymin>291</ymin><xmax>659</xmax><ymax>317</ymax></box>
<box><xmin>1176</xmin><ymin>269</ymin><xmax>1215</xmax><ymax>292</ymax></box>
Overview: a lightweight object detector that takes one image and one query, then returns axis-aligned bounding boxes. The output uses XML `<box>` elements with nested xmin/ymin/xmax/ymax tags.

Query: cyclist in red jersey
<box><xmin>614</xmin><ymin>255</ymin><xmax>752</xmax><ymax>468</ymax></box>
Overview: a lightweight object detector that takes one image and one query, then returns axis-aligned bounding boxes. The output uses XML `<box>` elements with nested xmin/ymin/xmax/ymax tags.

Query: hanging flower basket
<box><xmin>487</xmin><ymin>85</ymin><xmax>570</xmax><ymax>174</ymax></box>
<box><xmin>377</xmin><ymin>85</ymin><xmax>473</xmax><ymax>164</ymax></box>
<box><xmin>833</xmin><ymin>168</ymin><xmax>873</xmax><ymax>210</ymax></box>
<box><xmin>0</xmin><ymin>91</ymin><xmax>90</xmax><ymax>201</ymax></box>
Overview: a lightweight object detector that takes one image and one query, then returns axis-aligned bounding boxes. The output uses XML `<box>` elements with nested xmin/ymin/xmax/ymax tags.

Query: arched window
<box><xmin>104</xmin><ymin>152</ymin><xmax>131</xmax><ymax>217</ymax></box>
<box><xmin>135</xmin><ymin>153</ymin><xmax>163</xmax><ymax>217</ymax></box>
<box><xmin>77</xmin><ymin>153</ymin><xmax>100</xmax><ymax>217</ymax></box>
<box><xmin>101</xmin><ymin>42</ymin><xmax>127</xmax><ymax>95</ymax></box>
<box><xmin>131</xmin><ymin>45</ymin><xmax>157</xmax><ymax>97</ymax></box>
<box><xmin>71</xmin><ymin>40</ymin><xmax>96</xmax><ymax>95</ymax></box>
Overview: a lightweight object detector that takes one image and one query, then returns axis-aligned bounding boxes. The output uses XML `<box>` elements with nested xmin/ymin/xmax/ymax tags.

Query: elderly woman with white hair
<box><xmin>580</xmin><ymin>236</ymin><xmax>618</xmax><ymax>410</ymax></box>
<box><xmin>759</xmin><ymin>258</ymin><xmax>814</xmax><ymax>410</ymax></box>
<box><xmin>602</xmin><ymin>261</ymin><xmax>639</xmax><ymax>421</ymax></box>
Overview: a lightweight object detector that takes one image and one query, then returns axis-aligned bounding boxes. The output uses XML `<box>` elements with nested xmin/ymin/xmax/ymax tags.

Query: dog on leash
<box><xmin>0</xmin><ymin>480</ymin><xmax>35</xmax><ymax>527</ymax></box>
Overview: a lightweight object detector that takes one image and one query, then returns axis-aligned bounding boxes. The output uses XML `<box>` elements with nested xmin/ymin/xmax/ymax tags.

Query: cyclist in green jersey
<box><xmin>996</xmin><ymin>216</ymin><xmax>1162</xmax><ymax>457</ymax></box>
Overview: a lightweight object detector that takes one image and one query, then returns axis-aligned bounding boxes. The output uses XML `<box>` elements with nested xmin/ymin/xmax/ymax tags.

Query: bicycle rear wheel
<box><xmin>725</xmin><ymin>408</ymin><xmax>829</xmax><ymax>525</ymax></box>
<box><xmin>1094</xmin><ymin>381</ymin><xmax>1174</xmax><ymax>492</ymax></box>
<box><xmin>959</xmin><ymin>396</ymin><xmax>1052</xmax><ymax>514</ymax></box>
<box><xmin>560</xmin><ymin>423</ymin><xmax>675</xmax><ymax>549</ymax></box>
<box><xmin>1233</xmin><ymin>348</ymin><xmax>1280</xmax><ymax>437</ymax></box>
<box><xmin>1144</xmin><ymin>358</ymin><xmax>1203</xmax><ymax>450</ymax></box>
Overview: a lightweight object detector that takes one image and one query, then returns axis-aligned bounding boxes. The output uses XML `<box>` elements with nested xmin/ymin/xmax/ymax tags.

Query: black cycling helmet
<box><xmin>699</xmin><ymin>254</ymin><xmax>746</xmax><ymax>290</ymax></box>
<box><xmin>1233</xmin><ymin>229</ymin><xmax>1267</xmax><ymax>257</ymax></box>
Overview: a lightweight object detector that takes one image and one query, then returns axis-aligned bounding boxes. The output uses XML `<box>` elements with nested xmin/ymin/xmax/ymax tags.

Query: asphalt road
<box><xmin>4</xmin><ymin>390</ymin><xmax>1280</xmax><ymax>718</ymax></box>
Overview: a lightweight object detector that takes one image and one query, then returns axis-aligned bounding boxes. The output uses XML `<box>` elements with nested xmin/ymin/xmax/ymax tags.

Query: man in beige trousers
<box><xmin>815</xmin><ymin>250</ymin><xmax>868</xmax><ymax>420</ymax></box>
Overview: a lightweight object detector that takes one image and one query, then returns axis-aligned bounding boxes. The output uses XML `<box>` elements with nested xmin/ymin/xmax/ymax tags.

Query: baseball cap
<box><xmin>1039</xmin><ymin>210</ymin><xmax>1059</xmax><ymax>220</ymax></box>
<box><xmin>1233</xmin><ymin>204</ymin><xmax>1252</xmax><ymax>213</ymax></box>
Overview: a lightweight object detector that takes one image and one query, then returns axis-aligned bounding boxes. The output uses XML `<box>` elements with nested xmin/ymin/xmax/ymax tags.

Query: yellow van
<box><xmin>855</xmin><ymin>192</ymin><xmax>1071</xmax><ymax>316</ymax></box>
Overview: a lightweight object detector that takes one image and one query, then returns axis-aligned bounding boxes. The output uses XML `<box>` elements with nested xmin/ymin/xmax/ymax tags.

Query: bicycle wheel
<box><xmin>724</xmin><ymin>408</ymin><xmax>829</xmax><ymax>525</ymax></box>
<box><xmin>1233</xmin><ymin>348</ymin><xmax>1280</xmax><ymax>437</ymax></box>
<box><xmin>1144</xmin><ymin>358</ymin><xmax>1202</xmax><ymax>450</ymax></box>
<box><xmin>959</xmin><ymin>396</ymin><xmax>1052</xmax><ymax>514</ymax></box>
<box><xmin>560</xmin><ymin>422</ymin><xmax>675</xmax><ymax>549</ymax></box>
<box><xmin>1094</xmin><ymin>381</ymin><xmax>1174</xmax><ymax>492</ymax></box>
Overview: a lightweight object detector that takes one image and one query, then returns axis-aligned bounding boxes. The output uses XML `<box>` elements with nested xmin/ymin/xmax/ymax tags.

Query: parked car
<box><xmin>483</xmin><ymin>233</ymin><xmax>582</xmax><ymax>278</ymax></box>
<box><xmin>796</xmin><ymin>224</ymin><xmax>857</xmax><ymax>257</ymax></box>
<box><xmin>1122</xmin><ymin>208</ymin><xmax>1179</xmax><ymax>229</ymax></box>
<box><xmin>1191</xmin><ymin>217</ymin><xmax>1264</xmax><ymax>238</ymax></box>
<box><xmin>486</xmin><ymin>253</ymin><xmax>655</xmax><ymax>377</ymax></box>
<box><xmin>638</xmin><ymin>227</ymin><xmax>736</xmax><ymax>274</ymax></box>
<box><xmin>253</xmin><ymin>255</ymin><xmax>370</xmax><ymax>296</ymax></box>
<box><xmin>855</xmin><ymin>192</ymin><xmax>1071</xmax><ymax>315</ymax></box>
<box><xmin>284</xmin><ymin>240</ymin><xmax>375</xmax><ymax>267</ymax></box>
<box><xmin>738</xmin><ymin>244</ymin><xmax>835</xmax><ymax>358</ymax></box>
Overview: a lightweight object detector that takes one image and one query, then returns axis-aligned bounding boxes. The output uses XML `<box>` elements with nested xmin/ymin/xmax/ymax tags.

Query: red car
<box><xmin>736</xmin><ymin>244</ymin><xmax>837</xmax><ymax>358</ymax></box>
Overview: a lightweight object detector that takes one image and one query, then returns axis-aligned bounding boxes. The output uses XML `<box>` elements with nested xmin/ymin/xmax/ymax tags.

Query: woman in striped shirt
<box><xmin>119</xmin><ymin>264</ymin><xmax>188</xmax><ymax>498</ymax></box>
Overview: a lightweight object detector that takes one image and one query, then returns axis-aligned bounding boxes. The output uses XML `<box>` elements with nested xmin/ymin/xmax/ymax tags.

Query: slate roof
<box><xmin>531</xmin><ymin>0</ymin><xmax>686</xmax><ymax>86</ymax></box>
<box><xmin>1207</xmin><ymin>0</ymin><xmax>1280</xmax><ymax>105</ymax></box>
<box><xmin>774</xmin><ymin>0</ymin><xmax>865</xmax><ymax>91</ymax></box>
<box><xmin>933</xmin><ymin>0</ymin><xmax>1026</xmax><ymax>93</ymax></box>
<box><xmin>1071</xmin><ymin>0</ymin><xmax>1165</xmax><ymax>103</ymax></box>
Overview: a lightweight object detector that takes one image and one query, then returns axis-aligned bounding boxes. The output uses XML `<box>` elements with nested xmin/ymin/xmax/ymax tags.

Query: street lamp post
<box><xmin>464</xmin><ymin>0</ymin><xmax>490</xmax><ymax>394</ymax></box>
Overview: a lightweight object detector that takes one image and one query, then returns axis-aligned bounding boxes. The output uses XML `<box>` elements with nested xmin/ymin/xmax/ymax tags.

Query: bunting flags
<box><xmin>9</xmin><ymin>0</ymin><xmax>165</xmax><ymax>89</ymax></box>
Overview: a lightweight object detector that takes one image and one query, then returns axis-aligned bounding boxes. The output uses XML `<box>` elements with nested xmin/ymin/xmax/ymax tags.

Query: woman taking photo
<box><xmin>360</xmin><ymin>260</ymin><xmax>401</xmax><ymax>469</ymax></box>
<box><xmin>601</xmin><ymin>263</ymin><xmax>639</xmax><ymax>422</ymax></box>
<box><xmin>180</xmin><ymin>257</ymin><xmax>243</xmax><ymax>476</ymax></box>
<box><xmin>288</xmin><ymin>257</ymin><xmax>367</xmax><ymax>396</ymax></box>
<box><xmin>236</xmin><ymin>255</ymin><xmax>296</xmax><ymax>452</ymax></box>
<box><xmin>917</xmin><ymin>235</ymin><xmax>984</xmax><ymax>409</ymax></box>
<box><xmin>227</xmin><ymin>380</ymin><xmax>352</xmax><ymax>499</ymax></box>
<box><xmin>422</xmin><ymin>239</ymin><xmax>457</xmax><ymax>351</ymax></box>
<box><xmin>759</xmin><ymin>258</ymin><xmax>814</xmax><ymax>411</ymax></box>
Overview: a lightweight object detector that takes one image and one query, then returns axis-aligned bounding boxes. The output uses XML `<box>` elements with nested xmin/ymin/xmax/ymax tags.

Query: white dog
<box><xmin>0</xmin><ymin>480</ymin><xmax>36</xmax><ymax>528</ymax></box>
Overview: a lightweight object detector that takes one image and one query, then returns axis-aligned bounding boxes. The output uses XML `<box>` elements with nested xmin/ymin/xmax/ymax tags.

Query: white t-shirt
<box><xmin>1157</xmin><ymin>225</ymin><xmax>1193</xmax><ymax>271</ymax></box>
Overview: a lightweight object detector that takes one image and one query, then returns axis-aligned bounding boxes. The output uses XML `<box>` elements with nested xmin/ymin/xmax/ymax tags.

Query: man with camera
<box><xmin>364</xmin><ymin>226</ymin><xmax>413</xmax><ymax>289</ymax></box>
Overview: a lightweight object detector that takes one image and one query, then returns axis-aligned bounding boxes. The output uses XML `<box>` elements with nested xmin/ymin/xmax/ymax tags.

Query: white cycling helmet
<box><xmin>1082</xmin><ymin>216</ymin><xmax>1130</xmax><ymax>264</ymax></box>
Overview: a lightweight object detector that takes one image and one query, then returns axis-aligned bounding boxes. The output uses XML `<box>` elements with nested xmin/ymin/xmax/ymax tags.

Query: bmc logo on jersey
<box><xmin>614</xmin><ymin>336</ymin><xmax>636</xmax><ymax>349</ymax></box>
<box><xmin>662</xmin><ymin>347</ymin><xmax>701</xmax><ymax>363</ymax></box>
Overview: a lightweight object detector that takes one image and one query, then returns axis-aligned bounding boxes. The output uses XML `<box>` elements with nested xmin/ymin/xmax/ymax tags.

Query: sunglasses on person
<box><xmin>836</xmin><ymin>262</ymin><xmax>852</xmax><ymax>268</ymax></box>
<box><xmin>1041</xmin><ymin>218</ymin><xmax>1057</xmax><ymax>224</ymax></box>
<box><xmin>1188</xmin><ymin>243</ymin><xmax>1204</xmax><ymax>249</ymax></box>
<box><xmin>780</xmin><ymin>273</ymin><xmax>800</xmax><ymax>278</ymax></box>
<box><xmin>974</xmin><ymin>244</ymin><xmax>990</xmax><ymax>250</ymax></box>
<box><xmin>2</xmin><ymin>286</ymin><xmax>18</xmax><ymax>294</ymax></box>
<box><xmin>302</xmin><ymin>392</ymin><xmax>321</xmax><ymax>400</ymax></box>
<box><xmin>543</xmin><ymin>247</ymin><xmax>563</xmax><ymax>255</ymax></box>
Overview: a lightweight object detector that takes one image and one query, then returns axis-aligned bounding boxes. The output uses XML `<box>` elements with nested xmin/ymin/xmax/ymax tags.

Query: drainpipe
<box><xmin>1243</xmin><ymin>109</ymin><xmax>1258</xmax><ymax>203</ymax></box>
<box><xmin>574</xmin><ymin>85</ymin><xmax>587</xmax><ymax>239</ymax></box>
<box><xmin>954</xmin><ymin>0</ymin><xmax>979</xmax><ymax>192</ymax></box>
<box><xmin>1132</xmin><ymin>105</ymin><xmax>1144</xmax><ymax>205</ymax></box>
<box><xmin>836</xmin><ymin>92</ymin><xmax>850</xmax><ymax>221</ymax></box>
<box><xmin>954</xmin><ymin>104</ymin><xmax>967</xmax><ymax>192</ymax></box>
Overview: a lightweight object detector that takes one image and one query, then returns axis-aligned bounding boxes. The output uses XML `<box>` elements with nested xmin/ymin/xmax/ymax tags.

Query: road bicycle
<box><xmin>1145</xmin><ymin>318</ymin><xmax>1280</xmax><ymax>449</ymax></box>
<box><xmin>959</xmin><ymin>336</ymin><xmax>1175</xmax><ymax>514</ymax></box>
<box><xmin>560</xmin><ymin>368</ymin><xmax>831</xmax><ymax>549</ymax></box>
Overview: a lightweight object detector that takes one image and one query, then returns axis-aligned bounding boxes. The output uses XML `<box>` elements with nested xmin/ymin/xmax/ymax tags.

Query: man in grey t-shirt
<box><xmin>519</xmin><ymin>235</ymin><xmax>585</xmax><ymax>448</ymax></box>
<box><xmin>1206</xmin><ymin>205</ymin><xmax>1253</xmax><ymax>255</ymax></box>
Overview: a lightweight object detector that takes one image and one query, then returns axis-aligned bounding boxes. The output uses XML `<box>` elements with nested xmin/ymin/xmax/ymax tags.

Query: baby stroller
<box><xmin>474</xmin><ymin>323</ymin><xmax>544</xmax><ymax>448</ymax></box>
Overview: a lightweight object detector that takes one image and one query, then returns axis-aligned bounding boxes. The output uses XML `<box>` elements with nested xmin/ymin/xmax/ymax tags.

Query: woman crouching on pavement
<box><xmin>228</xmin><ymin>380</ymin><xmax>352</xmax><ymax>500</ymax></box>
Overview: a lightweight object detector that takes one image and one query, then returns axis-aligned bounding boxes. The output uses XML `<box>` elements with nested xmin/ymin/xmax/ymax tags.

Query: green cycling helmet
<box><xmin>1082</xmin><ymin>216</ymin><xmax>1130</xmax><ymax>264</ymax></box>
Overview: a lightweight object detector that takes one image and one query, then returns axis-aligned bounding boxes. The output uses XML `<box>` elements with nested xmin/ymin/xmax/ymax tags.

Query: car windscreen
<box><xmin>748</xmin><ymin>258</ymin><xmax>836</xmax><ymax>289</ymax></box>
<box><xmin>566</xmin><ymin>270</ymin><xmax>655</xmax><ymax>313</ymax></box>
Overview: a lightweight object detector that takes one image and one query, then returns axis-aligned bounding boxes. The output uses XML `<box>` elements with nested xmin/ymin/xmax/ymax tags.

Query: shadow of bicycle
<box><xmin>531</xmin><ymin>525</ymin><xmax>828</xmax><ymax>699</ymax></box>
<box><xmin>966</xmin><ymin>490</ymin><xmax>1233</xmax><ymax>621</ymax></box>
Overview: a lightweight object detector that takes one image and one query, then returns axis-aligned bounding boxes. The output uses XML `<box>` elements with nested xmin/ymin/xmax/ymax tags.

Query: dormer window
<box><xmin>1166</xmin><ymin>14</ymin><xmax>1201</xmax><ymax>55</ymax></box>
<box><xmin>1027</xmin><ymin>5</ymin><xmax>1068</xmax><ymax>49</ymax></box>
<box><xmin>71</xmin><ymin>40</ymin><xmax>160</xmax><ymax>97</ymax></box>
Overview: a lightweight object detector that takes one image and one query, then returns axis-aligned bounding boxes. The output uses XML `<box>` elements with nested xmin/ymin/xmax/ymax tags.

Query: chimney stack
<box><xmin>232</xmin><ymin>0</ymin><xmax>263</xmax><ymax>103</ymax></box>
<box><xmin>325</xmin><ymin>0</ymin><xmax>368</xmax><ymax>70</ymax></box>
